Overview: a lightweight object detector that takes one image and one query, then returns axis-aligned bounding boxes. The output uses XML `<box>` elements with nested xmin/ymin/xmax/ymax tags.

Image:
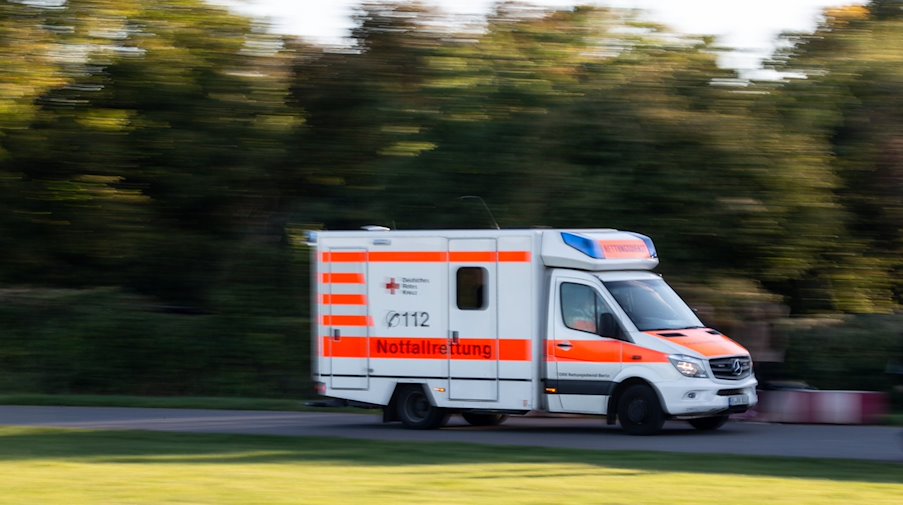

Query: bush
<box><xmin>0</xmin><ymin>288</ymin><xmax>312</xmax><ymax>398</ymax></box>
<box><xmin>779</xmin><ymin>314</ymin><xmax>903</xmax><ymax>394</ymax></box>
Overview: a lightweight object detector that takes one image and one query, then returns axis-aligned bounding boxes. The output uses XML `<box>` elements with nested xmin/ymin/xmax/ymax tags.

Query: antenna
<box><xmin>458</xmin><ymin>196</ymin><xmax>500</xmax><ymax>230</ymax></box>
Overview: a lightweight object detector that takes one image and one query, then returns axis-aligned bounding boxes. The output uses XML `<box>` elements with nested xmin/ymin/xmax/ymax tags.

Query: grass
<box><xmin>0</xmin><ymin>427</ymin><xmax>899</xmax><ymax>505</ymax></box>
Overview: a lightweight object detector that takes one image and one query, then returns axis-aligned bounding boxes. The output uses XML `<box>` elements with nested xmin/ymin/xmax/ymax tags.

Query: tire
<box><xmin>617</xmin><ymin>384</ymin><xmax>665</xmax><ymax>436</ymax></box>
<box><xmin>396</xmin><ymin>386</ymin><xmax>448</xmax><ymax>429</ymax></box>
<box><xmin>688</xmin><ymin>415</ymin><xmax>729</xmax><ymax>431</ymax></box>
<box><xmin>462</xmin><ymin>413</ymin><xmax>508</xmax><ymax>426</ymax></box>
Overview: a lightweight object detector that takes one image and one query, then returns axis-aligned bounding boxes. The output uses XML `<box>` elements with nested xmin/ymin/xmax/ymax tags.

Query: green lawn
<box><xmin>0</xmin><ymin>427</ymin><xmax>899</xmax><ymax>505</ymax></box>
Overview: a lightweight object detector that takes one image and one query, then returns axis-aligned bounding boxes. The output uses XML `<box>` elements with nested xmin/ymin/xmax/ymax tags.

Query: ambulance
<box><xmin>312</xmin><ymin>228</ymin><xmax>757</xmax><ymax>435</ymax></box>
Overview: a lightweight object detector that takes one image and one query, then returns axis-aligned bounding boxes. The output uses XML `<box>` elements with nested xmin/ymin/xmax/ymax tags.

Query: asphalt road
<box><xmin>2</xmin><ymin>405</ymin><xmax>901</xmax><ymax>462</ymax></box>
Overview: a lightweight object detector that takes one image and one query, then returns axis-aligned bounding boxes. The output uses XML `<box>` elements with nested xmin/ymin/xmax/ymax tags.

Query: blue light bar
<box><xmin>627</xmin><ymin>232</ymin><xmax>657</xmax><ymax>258</ymax></box>
<box><xmin>561</xmin><ymin>232</ymin><xmax>605</xmax><ymax>259</ymax></box>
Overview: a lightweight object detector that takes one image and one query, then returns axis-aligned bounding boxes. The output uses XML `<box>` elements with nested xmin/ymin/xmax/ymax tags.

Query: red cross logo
<box><xmin>385</xmin><ymin>278</ymin><xmax>399</xmax><ymax>294</ymax></box>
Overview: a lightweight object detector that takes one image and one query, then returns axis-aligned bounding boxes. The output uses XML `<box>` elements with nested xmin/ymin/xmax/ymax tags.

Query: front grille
<box><xmin>709</xmin><ymin>356</ymin><xmax>752</xmax><ymax>380</ymax></box>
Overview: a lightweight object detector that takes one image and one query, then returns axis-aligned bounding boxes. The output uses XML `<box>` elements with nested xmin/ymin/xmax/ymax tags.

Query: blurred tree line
<box><xmin>0</xmin><ymin>0</ymin><xmax>900</xmax><ymax>397</ymax></box>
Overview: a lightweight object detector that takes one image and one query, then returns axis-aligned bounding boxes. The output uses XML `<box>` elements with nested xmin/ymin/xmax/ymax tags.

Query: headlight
<box><xmin>668</xmin><ymin>355</ymin><xmax>708</xmax><ymax>378</ymax></box>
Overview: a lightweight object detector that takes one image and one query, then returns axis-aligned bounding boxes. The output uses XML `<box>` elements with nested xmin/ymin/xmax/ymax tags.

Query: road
<box><xmin>1</xmin><ymin>405</ymin><xmax>901</xmax><ymax>462</ymax></box>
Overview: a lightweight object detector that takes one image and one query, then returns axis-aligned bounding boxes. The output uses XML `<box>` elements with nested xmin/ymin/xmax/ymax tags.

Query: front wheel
<box><xmin>617</xmin><ymin>384</ymin><xmax>665</xmax><ymax>436</ymax></box>
<box><xmin>688</xmin><ymin>415</ymin><xmax>729</xmax><ymax>431</ymax></box>
<box><xmin>462</xmin><ymin>413</ymin><xmax>508</xmax><ymax>426</ymax></box>
<box><xmin>396</xmin><ymin>386</ymin><xmax>448</xmax><ymax>429</ymax></box>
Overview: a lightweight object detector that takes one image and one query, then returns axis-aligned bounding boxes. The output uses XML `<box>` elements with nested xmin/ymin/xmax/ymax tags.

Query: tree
<box><xmin>1</xmin><ymin>0</ymin><xmax>299</xmax><ymax>307</ymax></box>
<box><xmin>767</xmin><ymin>0</ymin><xmax>903</xmax><ymax>312</ymax></box>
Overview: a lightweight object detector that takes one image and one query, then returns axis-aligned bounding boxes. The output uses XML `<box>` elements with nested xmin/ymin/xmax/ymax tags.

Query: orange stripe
<box><xmin>545</xmin><ymin>340</ymin><xmax>668</xmax><ymax>363</ymax></box>
<box><xmin>322</xmin><ymin>315</ymin><xmax>373</xmax><ymax>327</ymax></box>
<box><xmin>321</xmin><ymin>294</ymin><xmax>367</xmax><ymax>306</ymax></box>
<box><xmin>450</xmin><ymin>251</ymin><xmax>497</xmax><ymax>262</ymax></box>
<box><xmin>368</xmin><ymin>251</ymin><xmax>449</xmax><ymax>262</ymax></box>
<box><xmin>499</xmin><ymin>251</ymin><xmax>531</xmax><ymax>262</ymax></box>
<box><xmin>621</xmin><ymin>342</ymin><xmax>669</xmax><ymax>363</ymax></box>
<box><xmin>547</xmin><ymin>340</ymin><xmax>621</xmax><ymax>363</ymax></box>
<box><xmin>322</xmin><ymin>251</ymin><xmax>367</xmax><ymax>263</ymax></box>
<box><xmin>500</xmin><ymin>339</ymin><xmax>532</xmax><ymax>361</ymax></box>
<box><xmin>320</xmin><ymin>337</ymin><xmax>531</xmax><ymax>361</ymax></box>
<box><xmin>321</xmin><ymin>273</ymin><xmax>365</xmax><ymax>284</ymax></box>
<box><xmin>324</xmin><ymin>336</ymin><xmax>368</xmax><ymax>358</ymax></box>
<box><xmin>321</xmin><ymin>251</ymin><xmax>531</xmax><ymax>263</ymax></box>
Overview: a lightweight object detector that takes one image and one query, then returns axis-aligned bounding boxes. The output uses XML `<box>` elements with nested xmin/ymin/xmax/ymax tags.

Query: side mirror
<box><xmin>597</xmin><ymin>313</ymin><xmax>619</xmax><ymax>339</ymax></box>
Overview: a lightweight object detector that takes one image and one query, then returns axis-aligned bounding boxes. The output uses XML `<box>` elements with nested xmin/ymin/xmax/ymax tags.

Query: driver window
<box><xmin>560</xmin><ymin>282</ymin><xmax>616</xmax><ymax>335</ymax></box>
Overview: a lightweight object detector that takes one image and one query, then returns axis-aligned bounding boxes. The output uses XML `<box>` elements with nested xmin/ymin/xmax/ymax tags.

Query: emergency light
<box><xmin>560</xmin><ymin>231</ymin><xmax>658</xmax><ymax>260</ymax></box>
<box><xmin>561</xmin><ymin>232</ymin><xmax>604</xmax><ymax>258</ymax></box>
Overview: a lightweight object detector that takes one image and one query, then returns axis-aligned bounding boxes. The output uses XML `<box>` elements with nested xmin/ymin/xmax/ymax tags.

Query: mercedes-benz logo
<box><xmin>731</xmin><ymin>358</ymin><xmax>743</xmax><ymax>375</ymax></box>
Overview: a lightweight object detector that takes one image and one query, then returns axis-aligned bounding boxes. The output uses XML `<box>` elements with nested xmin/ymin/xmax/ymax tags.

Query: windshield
<box><xmin>603</xmin><ymin>278</ymin><xmax>703</xmax><ymax>332</ymax></box>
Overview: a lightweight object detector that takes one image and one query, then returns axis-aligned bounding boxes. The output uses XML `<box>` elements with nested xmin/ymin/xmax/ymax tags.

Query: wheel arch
<box><xmin>383</xmin><ymin>382</ymin><xmax>438</xmax><ymax>423</ymax></box>
<box><xmin>383</xmin><ymin>384</ymin><xmax>401</xmax><ymax>423</ymax></box>
<box><xmin>606</xmin><ymin>377</ymin><xmax>664</xmax><ymax>425</ymax></box>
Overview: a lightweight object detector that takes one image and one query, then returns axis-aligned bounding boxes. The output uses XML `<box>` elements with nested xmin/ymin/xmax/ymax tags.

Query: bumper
<box><xmin>658</xmin><ymin>378</ymin><xmax>758</xmax><ymax>418</ymax></box>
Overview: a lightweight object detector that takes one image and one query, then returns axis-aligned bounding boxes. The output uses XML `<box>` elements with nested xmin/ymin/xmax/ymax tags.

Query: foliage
<box><xmin>0</xmin><ymin>288</ymin><xmax>310</xmax><ymax>397</ymax></box>
<box><xmin>767</xmin><ymin>0</ymin><xmax>903</xmax><ymax>312</ymax></box>
<box><xmin>1</xmin><ymin>0</ymin><xmax>296</xmax><ymax>306</ymax></box>
<box><xmin>779</xmin><ymin>314</ymin><xmax>903</xmax><ymax>392</ymax></box>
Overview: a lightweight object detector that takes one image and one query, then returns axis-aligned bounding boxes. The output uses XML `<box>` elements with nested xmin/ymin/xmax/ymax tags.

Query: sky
<box><xmin>212</xmin><ymin>0</ymin><xmax>868</xmax><ymax>77</ymax></box>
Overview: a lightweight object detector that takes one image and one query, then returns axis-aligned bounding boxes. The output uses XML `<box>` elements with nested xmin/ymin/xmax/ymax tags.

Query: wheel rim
<box><xmin>626</xmin><ymin>397</ymin><xmax>649</xmax><ymax>424</ymax></box>
<box><xmin>405</xmin><ymin>392</ymin><xmax>429</xmax><ymax>421</ymax></box>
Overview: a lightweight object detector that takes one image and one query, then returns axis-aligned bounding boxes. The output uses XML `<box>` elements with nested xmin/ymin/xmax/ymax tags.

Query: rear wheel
<box><xmin>396</xmin><ymin>386</ymin><xmax>448</xmax><ymax>429</ymax></box>
<box><xmin>462</xmin><ymin>413</ymin><xmax>508</xmax><ymax>426</ymax></box>
<box><xmin>688</xmin><ymin>415</ymin><xmax>729</xmax><ymax>431</ymax></box>
<box><xmin>617</xmin><ymin>384</ymin><xmax>665</xmax><ymax>436</ymax></box>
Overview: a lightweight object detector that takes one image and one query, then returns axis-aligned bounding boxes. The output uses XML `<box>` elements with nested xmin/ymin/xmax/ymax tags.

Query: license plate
<box><xmin>729</xmin><ymin>395</ymin><xmax>749</xmax><ymax>406</ymax></box>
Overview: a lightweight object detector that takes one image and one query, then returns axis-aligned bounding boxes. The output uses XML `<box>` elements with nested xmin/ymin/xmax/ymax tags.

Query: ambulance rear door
<box><xmin>321</xmin><ymin>246</ymin><xmax>370</xmax><ymax>390</ymax></box>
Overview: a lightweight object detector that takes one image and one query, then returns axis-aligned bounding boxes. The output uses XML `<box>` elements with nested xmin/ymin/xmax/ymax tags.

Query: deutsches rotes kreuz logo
<box><xmin>385</xmin><ymin>278</ymin><xmax>400</xmax><ymax>295</ymax></box>
<box><xmin>384</xmin><ymin>277</ymin><xmax>428</xmax><ymax>295</ymax></box>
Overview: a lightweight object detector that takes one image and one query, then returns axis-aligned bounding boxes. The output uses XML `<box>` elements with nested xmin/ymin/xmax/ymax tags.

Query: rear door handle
<box><xmin>556</xmin><ymin>341</ymin><xmax>572</xmax><ymax>351</ymax></box>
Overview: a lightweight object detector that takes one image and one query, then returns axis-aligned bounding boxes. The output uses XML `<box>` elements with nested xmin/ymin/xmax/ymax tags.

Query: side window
<box><xmin>456</xmin><ymin>267</ymin><xmax>487</xmax><ymax>310</ymax></box>
<box><xmin>560</xmin><ymin>282</ymin><xmax>618</xmax><ymax>336</ymax></box>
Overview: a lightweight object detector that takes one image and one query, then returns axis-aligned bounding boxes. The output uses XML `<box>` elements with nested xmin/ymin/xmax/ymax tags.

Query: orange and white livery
<box><xmin>312</xmin><ymin>228</ymin><xmax>757</xmax><ymax>435</ymax></box>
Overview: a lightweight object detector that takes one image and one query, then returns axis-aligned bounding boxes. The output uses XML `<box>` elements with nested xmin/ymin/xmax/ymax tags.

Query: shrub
<box><xmin>780</xmin><ymin>314</ymin><xmax>903</xmax><ymax>394</ymax></box>
<box><xmin>0</xmin><ymin>288</ymin><xmax>312</xmax><ymax>398</ymax></box>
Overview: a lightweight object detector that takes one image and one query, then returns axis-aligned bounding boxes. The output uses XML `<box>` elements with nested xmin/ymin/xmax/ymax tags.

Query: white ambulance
<box><xmin>312</xmin><ymin>228</ymin><xmax>757</xmax><ymax>435</ymax></box>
